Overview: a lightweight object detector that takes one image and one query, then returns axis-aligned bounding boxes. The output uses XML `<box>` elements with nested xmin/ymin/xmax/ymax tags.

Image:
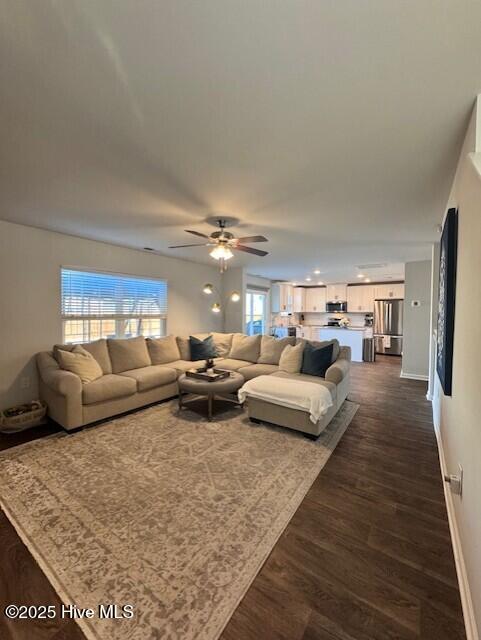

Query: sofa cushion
<box><xmin>190</xmin><ymin>335</ymin><xmax>217</xmax><ymax>360</ymax></box>
<box><xmin>119</xmin><ymin>365</ymin><xmax>177</xmax><ymax>392</ymax></box>
<box><xmin>301</xmin><ymin>342</ymin><xmax>334</xmax><ymax>378</ymax></box>
<box><xmin>56</xmin><ymin>345</ymin><xmax>103</xmax><ymax>384</ymax></box>
<box><xmin>271</xmin><ymin>371</ymin><xmax>337</xmax><ymax>403</ymax></box>
<box><xmin>257</xmin><ymin>336</ymin><xmax>296</xmax><ymax>365</ymax></box>
<box><xmin>82</xmin><ymin>374</ymin><xmax>137</xmax><ymax>405</ymax></box>
<box><xmin>229</xmin><ymin>334</ymin><xmax>261</xmax><ymax>362</ymax></box>
<box><xmin>238</xmin><ymin>363</ymin><xmax>279</xmax><ymax>380</ymax></box>
<box><xmin>211</xmin><ymin>332</ymin><xmax>233</xmax><ymax>357</ymax></box>
<box><xmin>176</xmin><ymin>334</ymin><xmax>210</xmax><ymax>360</ymax></box>
<box><xmin>278</xmin><ymin>342</ymin><xmax>304</xmax><ymax>374</ymax></box>
<box><xmin>147</xmin><ymin>335</ymin><xmax>181</xmax><ymax>365</ymax></box>
<box><xmin>108</xmin><ymin>337</ymin><xmax>151</xmax><ymax>373</ymax></box>
<box><xmin>216</xmin><ymin>358</ymin><xmax>253</xmax><ymax>371</ymax></box>
<box><xmin>54</xmin><ymin>339</ymin><xmax>112</xmax><ymax>374</ymax></box>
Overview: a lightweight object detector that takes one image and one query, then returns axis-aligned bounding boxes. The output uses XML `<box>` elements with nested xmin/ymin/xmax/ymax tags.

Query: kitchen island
<box><xmin>306</xmin><ymin>326</ymin><xmax>372</xmax><ymax>362</ymax></box>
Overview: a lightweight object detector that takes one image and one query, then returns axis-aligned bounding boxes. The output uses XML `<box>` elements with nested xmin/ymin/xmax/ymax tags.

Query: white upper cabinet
<box><xmin>293</xmin><ymin>287</ymin><xmax>305</xmax><ymax>313</ymax></box>
<box><xmin>373</xmin><ymin>283</ymin><xmax>405</xmax><ymax>300</ymax></box>
<box><xmin>304</xmin><ymin>287</ymin><xmax>327</xmax><ymax>312</ymax></box>
<box><xmin>326</xmin><ymin>284</ymin><xmax>347</xmax><ymax>302</ymax></box>
<box><xmin>278</xmin><ymin>283</ymin><xmax>294</xmax><ymax>312</ymax></box>
<box><xmin>347</xmin><ymin>285</ymin><xmax>374</xmax><ymax>312</ymax></box>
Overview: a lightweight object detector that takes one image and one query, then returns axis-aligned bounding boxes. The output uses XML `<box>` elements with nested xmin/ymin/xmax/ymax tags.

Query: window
<box><xmin>245</xmin><ymin>289</ymin><xmax>268</xmax><ymax>335</ymax></box>
<box><xmin>61</xmin><ymin>268</ymin><xmax>167</xmax><ymax>343</ymax></box>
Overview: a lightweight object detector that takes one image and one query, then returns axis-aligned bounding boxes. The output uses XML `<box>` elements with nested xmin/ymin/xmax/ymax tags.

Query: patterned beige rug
<box><xmin>0</xmin><ymin>399</ymin><xmax>358</xmax><ymax>640</ymax></box>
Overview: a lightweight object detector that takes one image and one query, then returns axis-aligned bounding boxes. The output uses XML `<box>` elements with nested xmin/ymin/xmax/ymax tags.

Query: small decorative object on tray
<box><xmin>0</xmin><ymin>400</ymin><xmax>47</xmax><ymax>433</ymax></box>
<box><xmin>186</xmin><ymin>367</ymin><xmax>231</xmax><ymax>382</ymax></box>
<box><xmin>205</xmin><ymin>357</ymin><xmax>215</xmax><ymax>369</ymax></box>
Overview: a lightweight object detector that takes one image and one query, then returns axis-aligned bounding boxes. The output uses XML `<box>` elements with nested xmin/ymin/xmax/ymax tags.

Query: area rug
<box><xmin>0</xmin><ymin>399</ymin><xmax>358</xmax><ymax>640</ymax></box>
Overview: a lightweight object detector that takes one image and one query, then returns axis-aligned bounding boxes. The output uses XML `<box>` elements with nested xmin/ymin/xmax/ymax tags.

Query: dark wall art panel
<box><xmin>436</xmin><ymin>207</ymin><xmax>458</xmax><ymax>396</ymax></box>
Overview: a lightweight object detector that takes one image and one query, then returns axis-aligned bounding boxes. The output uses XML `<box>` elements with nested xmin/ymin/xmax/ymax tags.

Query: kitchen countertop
<box><xmin>304</xmin><ymin>325</ymin><xmax>369</xmax><ymax>331</ymax></box>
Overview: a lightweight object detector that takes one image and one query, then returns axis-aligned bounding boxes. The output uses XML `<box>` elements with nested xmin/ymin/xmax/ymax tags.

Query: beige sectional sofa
<box><xmin>36</xmin><ymin>332</ymin><xmax>351</xmax><ymax>433</ymax></box>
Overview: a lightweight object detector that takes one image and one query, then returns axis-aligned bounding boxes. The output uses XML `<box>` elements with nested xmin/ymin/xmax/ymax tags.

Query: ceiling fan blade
<box><xmin>185</xmin><ymin>229</ymin><xmax>210</xmax><ymax>239</ymax></box>
<box><xmin>234</xmin><ymin>245</ymin><xmax>269</xmax><ymax>257</ymax></box>
<box><xmin>168</xmin><ymin>243</ymin><xmax>207</xmax><ymax>248</ymax></box>
<box><xmin>236</xmin><ymin>235</ymin><xmax>268</xmax><ymax>243</ymax></box>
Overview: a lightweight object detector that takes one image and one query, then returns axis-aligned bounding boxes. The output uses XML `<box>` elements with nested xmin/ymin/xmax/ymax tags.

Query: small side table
<box><xmin>178</xmin><ymin>372</ymin><xmax>244</xmax><ymax>421</ymax></box>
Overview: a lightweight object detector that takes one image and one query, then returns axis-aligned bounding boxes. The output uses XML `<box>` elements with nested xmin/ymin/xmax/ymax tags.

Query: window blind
<box><xmin>61</xmin><ymin>269</ymin><xmax>168</xmax><ymax>318</ymax></box>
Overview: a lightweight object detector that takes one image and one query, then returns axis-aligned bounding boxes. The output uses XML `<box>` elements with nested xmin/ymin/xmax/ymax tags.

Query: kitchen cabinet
<box><xmin>326</xmin><ymin>284</ymin><xmax>347</xmax><ymax>302</ymax></box>
<box><xmin>305</xmin><ymin>287</ymin><xmax>326</xmax><ymax>312</ymax></box>
<box><xmin>278</xmin><ymin>284</ymin><xmax>294</xmax><ymax>312</ymax></box>
<box><xmin>373</xmin><ymin>283</ymin><xmax>404</xmax><ymax>300</ymax></box>
<box><xmin>347</xmin><ymin>284</ymin><xmax>374</xmax><ymax>312</ymax></box>
<box><xmin>293</xmin><ymin>287</ymin><xmax>305</xmax><ymax>313</ymax></box>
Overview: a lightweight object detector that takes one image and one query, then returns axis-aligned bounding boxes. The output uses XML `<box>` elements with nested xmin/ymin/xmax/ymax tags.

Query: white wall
<box><xmin>222</xmin><ymin>267</ymin><xmax>246</xmax><ymax>333</ymax></box>
<box><xmin>432</xmin><ymin>100</ymin><xmax>481</xmax><ymax>640</ymax></box>
<box><xmin>0</xmin><ymin>220</ymin><xmax>222</xmax><ymax>409</ymax></box>
<box><xmin>401</xmin><ymin>260</ymin><xmax>432</xmax><ymax>380</ymax></box>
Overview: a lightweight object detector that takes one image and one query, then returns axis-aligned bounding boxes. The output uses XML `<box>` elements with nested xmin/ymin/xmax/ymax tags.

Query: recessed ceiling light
<box><xmin>364</xmin><ymin>278</ymin><xmax>371</xmax><ymax>283</ymax></box>
<box><xmin>305</xmin><ymin>277</ymin><xmax>312</xmax><ymax>282</ymax></box>
<box><xmin>357</xmin><ymin>273</ymin><xmax>365</xmax><ymax>278</ymax></box>
<box><xmin>314</xmin><ymin>269</ymin><xmax>321</xmax><ymax>275</ymax></box>
<box><xmin>292</xmin><ymin>282</ymin><xmax>297</xmax><ymax>286</ymax></box>
<box><xmin>317</xmin><ymin>281</ymin><xmax>324</xmax><ymax>285</ymax></box>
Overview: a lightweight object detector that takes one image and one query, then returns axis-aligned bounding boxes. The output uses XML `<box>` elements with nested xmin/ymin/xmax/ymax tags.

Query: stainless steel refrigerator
<box><xmin>374</xmin><ymin>299</ymin><xmax>403</xmax><ymax>355</ymax></box>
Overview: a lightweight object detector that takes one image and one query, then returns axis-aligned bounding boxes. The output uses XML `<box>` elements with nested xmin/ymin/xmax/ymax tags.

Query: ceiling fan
<box><xmin>168</xmin><ymin>218</ymin><xmax>269</xmax><ymax>271</ymax></box>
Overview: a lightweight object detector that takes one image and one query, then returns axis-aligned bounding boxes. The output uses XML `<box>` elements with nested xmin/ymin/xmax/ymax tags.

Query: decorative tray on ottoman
<box><xmin>186</xmin><ymin>368</ymin><xmax>231</xmax><ymax>382</ymax></box>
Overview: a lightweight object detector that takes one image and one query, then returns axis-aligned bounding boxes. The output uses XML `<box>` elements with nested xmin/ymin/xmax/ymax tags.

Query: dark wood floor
<box><xmin>0</xmin><ymin>357</ymin><xmax>466</xmax><ymax>640</ymax></box>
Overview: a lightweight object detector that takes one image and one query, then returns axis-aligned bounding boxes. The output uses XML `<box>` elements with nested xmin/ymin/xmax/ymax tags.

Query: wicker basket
<box><xmin>0</xmin><ymin>401</ymin><xmax>47</xmax><ymax>434</ymax></box>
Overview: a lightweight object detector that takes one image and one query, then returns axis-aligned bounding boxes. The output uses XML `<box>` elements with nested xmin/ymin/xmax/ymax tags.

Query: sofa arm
<box><xmin>41</xmin><ymin>368</ymin><xmax>83</xmax><ymax>397</ymax></box>
<box><xmin>37</xmin><ymin>352</ymin><xmax>82</xmax><ymax>397</ymax></box>
<box><xmin>36</xmin><ymin>352</ymin><xmax>83</xmax><ymax>429</ymax></box>
<box><xmin>325</xmin><ymin>357</ymin><xmax>350</xmax><ymax>385</ymax></box>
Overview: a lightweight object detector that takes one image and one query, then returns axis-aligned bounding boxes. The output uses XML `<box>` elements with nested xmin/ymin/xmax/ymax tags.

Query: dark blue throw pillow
<box><xmin>189</xmin><ymin>335</ymin><xmax>218</xmax><ymax>361</ymax></box>
<box><xmin>301</xmin><ymin>342</ymin><xmax>334</xmax><ymax>377</ymax></box>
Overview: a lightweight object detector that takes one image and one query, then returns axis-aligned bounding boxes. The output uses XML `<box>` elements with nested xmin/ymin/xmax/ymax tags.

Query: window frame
<box><xmin>60</xmin><ymin>266</ymin><xmax>168</xmax><ymax>344</ymax></box>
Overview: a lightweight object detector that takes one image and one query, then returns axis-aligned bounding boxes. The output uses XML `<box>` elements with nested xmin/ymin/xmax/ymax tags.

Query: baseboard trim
<box><xmin>435</xmin><ymin>429</ymin><xmax>479</xmax><ymax>640</ymax></box>
<box><xmin>400</xmin><ymin>370</ymin><xmax>429</xmax><ymax>381</ymax></box>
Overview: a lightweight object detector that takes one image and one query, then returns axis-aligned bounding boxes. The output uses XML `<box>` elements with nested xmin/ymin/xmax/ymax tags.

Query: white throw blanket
<box><xmin>238</xmin><ymin>375</ymin><xmax>333</xmax><ymax>424</ymax></box>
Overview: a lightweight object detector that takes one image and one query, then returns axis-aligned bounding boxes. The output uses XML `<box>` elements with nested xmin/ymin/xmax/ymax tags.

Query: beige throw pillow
<box><xmin>210</xmin><ymin>332</ymin><xmax>233</xmax><ymax>357</ymax></box>
<box><xmin>257</xmin><ymin>335</ymin><xmax>296</xmax><ymax>365</ymax></box>
<box><xmin>147</xmin><ymin>335</ymin><xmax>181</xmax><ymax>364</ymax></box>
<box><xmin>56</xmin><ymin>345</ymin><xmax>103</xmax><ymax>384</ymax></box>
<box><xmin>108</xmin><ymin>337</ymin><xmax>151</xmax><ymax>373</ymax></box>
<box><xmin>229</xmin><ymin>334</ymin><xmax>262</xmax><ymax>362</ymax></box>
<box><xmin>53</xmin><ymin>339</ymin><xmax>112</xmax><ymax>374</ymax></box>
<box><xmin>278</xmin><ymin>342</ymin><xmax>305</xmax><ymax>374</ymax></box>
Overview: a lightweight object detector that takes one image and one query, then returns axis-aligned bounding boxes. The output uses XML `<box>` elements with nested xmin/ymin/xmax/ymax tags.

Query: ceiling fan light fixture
<box><xmin>210</xmin><ymin>245</ymin><xmax>234</xmax><ymax>261</ymax></box>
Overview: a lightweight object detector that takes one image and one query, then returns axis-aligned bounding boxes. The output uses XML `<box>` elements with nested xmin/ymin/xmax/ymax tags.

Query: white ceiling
<box><xmin>1</xmin><ymin>1</ymin><xmax>480</xmax><ymax>282</ymax></box>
